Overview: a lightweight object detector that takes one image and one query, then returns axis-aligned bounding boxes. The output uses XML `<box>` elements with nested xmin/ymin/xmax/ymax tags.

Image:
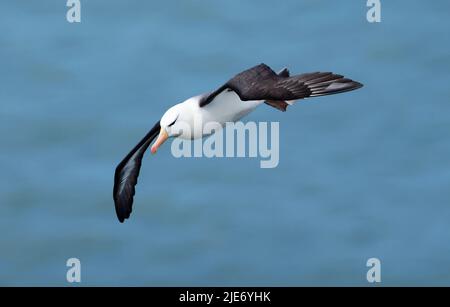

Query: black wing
<box><xmin>113</xmin><ymin>121</ymin><xmax>160</xmax><ymax>223</ymax></box>
<box><xmin>199</xmin><ymin>63</ymin><xmax>363</xmax><ymax>107</ymax></box>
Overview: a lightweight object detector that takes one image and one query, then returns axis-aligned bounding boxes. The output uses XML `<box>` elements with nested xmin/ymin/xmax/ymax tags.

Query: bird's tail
<box><xmin>265</xmin><ymin>68</ymin><xmax>292</xmax><ymax>111</ymax></box>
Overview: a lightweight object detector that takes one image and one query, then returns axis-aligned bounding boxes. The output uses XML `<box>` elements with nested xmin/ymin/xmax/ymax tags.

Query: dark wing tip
<box><xmin>302</xmin><ymin>72</ymin><xmax>364</xmax><ymax>98</ymax></box>
<box><xmin>113</xmin><ymin>163</ymin><xmax>136</xmax><ymax>223</ymax></box>
<box><xmin>353</xmin><ymin>81</ymin><xmax>364</xmax><ymax>89</ymax></box>
<box><xmin>326</xmin><ymin>79</ymin><xmax>364</xmax><ymax>94</ymax></box>
<box><xmin>112</xmin><ymin>122</ymin><xmax>160</xmax><ymax>223</ymax></box>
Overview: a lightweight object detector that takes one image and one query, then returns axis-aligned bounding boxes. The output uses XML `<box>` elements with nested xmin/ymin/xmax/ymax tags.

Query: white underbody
<box><xmin>165</xmin><ymin>90</ymin><xmax>264</xmax><ymax>140</ymax></box>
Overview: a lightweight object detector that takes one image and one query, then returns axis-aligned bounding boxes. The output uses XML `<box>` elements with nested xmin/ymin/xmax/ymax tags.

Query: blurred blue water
<box><xmin>0</xmin><ymin>1</ymin><xmax>449</xmax><ymax>286</ymax></box>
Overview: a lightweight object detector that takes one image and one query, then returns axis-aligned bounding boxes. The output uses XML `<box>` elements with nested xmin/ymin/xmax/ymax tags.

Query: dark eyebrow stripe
<box><xmin>168</xmin><ymin>115</ymin><xmax>179</xmax><ymax>127</ymax></box>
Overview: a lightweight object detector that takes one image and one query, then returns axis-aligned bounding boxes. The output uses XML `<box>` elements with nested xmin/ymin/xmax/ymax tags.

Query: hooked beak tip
<box><xmin>150</xmin><ymin>128</ymin><xmax>168</xmax><ymax>155</ymax></box>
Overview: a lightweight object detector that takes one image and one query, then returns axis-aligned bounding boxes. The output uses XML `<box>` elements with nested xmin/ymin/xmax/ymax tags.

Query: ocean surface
<box><xmin>0</xmin><ymin>1</ymin><xmax>449</xmax><ymax>286</ymax></box>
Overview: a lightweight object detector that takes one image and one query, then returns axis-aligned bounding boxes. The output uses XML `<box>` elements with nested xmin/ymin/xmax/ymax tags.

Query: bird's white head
<box><xmin>150</xmin><ymin>104</ymin><xmax>183</xmax><ymax>154</ymax></box>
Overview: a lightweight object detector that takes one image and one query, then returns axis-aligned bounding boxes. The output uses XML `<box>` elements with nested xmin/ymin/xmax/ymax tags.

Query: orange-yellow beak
<box><xmin>151</xmin><ymin>128</ymin><xmax>169</xmax><ymax>154</ymax></box>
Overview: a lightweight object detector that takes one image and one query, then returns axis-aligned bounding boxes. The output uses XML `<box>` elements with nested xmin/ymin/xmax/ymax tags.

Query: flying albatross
<box><xmin>113</xmin><ymin>63</ymin><xmax>363</xmax><ymax>222</ymax></box>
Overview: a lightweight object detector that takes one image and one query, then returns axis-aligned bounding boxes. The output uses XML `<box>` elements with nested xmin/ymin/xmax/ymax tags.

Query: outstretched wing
<box><xmin>199</xmin><ymin>64</ymin><xmax>277</xmax><ymax>107</ymax></box>
<box><xmin>113</xmin><ymin>121</ymin><xmax>160</xmax><ymax>223</ymax></box>
<box><xmin>199</xmin><ymin>63</ymin><xmax>363</xmax><ymax>107</ymax></box>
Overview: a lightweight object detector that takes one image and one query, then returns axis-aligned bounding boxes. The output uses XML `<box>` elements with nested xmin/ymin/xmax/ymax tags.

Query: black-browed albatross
<box><xmin>113</xmin><ymin>63</ymin><xmax>363</xmax><ymax>223</ymax></box>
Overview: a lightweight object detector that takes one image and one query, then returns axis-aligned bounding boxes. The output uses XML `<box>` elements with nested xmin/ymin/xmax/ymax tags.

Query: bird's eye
<box><xmin>168</xmin><ymin>118</ymin><xmax>177</xmax><ymax>127</ymax></box>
